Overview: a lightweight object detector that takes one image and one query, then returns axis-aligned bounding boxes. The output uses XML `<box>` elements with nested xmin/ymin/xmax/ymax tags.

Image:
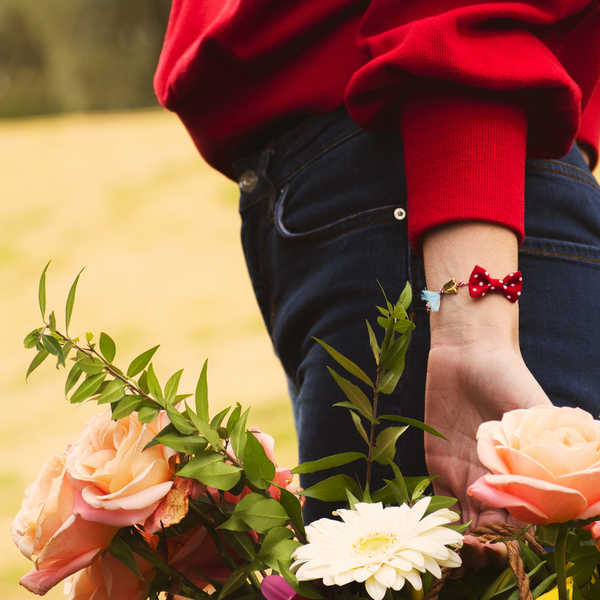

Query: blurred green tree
<box><xmin>0</xmin><ymin>0</ymin><xmax>171</xmax><ymax>117</ymax></box>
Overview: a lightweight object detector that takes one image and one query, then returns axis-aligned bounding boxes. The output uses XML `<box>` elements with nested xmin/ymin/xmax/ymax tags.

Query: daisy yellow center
<box><xmin>354</xmin><ymin>532</ymin><xmax>398</xmax><ymax>558</ymax></box>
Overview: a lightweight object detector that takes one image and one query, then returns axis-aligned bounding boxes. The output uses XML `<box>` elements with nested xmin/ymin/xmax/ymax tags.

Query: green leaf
<box><xmin>70</xmin><ymin>373</ymin><xmax>106</xmax><ymax>404</ymax></box>
<box><xmin>393</xmin><ymin>319</ymin><xmax>415</xmax><ymax>334</ymax></box>
<box><xmin>371</xmin><ymin>426</ymin><xmax>408</xmax><ymax>465</ymax></box>
<box><xmin>138</xmin><ymin>405</ymin><xmax>161</xmax><ymax>424</ymax></box>
<box><xmin>178</xmin><ymin>450</ymin><xmax>241</xmax><ymax>490</ymax></box>
<box><xmin>377</xmin><ymin>415</ymin><xmax>449</xmax><ymax>441</ymax></box>
<box><xmin>333</xmin><ymin>401</ymin><xmax>372</xmax><ymax>420</ymax></box>
<box><xmin>300</xmin><ymin>474</ymin><xmax>361</xmax><ymax>502</ymax></box>
<box><xmin>399</xmin><ymin>281</ymin><xmax>412</xmax><ymax>311</ymax></box>
<box><xmin>230</xmin><ymin>407</ymin><xmax>250</xmax><ymax>459</ymax></box>
<box><xmin>380</xmin><ymin>333</ymin><xmax>410</xmax><ymax>371</ymax></box>
<box><xmin>379</xmin><ymin>334</ymin><xmax>412</xmax><ymax>395</ymax></box>
<box><xmin>42</xmin><ymin>335</ymin><xmax>65</xmax><ymax>366</ymax></box>
<box><xmin>313</xmin><ymin>337</ymin><xmax>374</xmax><ymax>388</ymax></box>
<box><xmin>127</xmin><ymin>345</ymin><xmax>160</xmax><ymax>378</ymax></box>
<box><xmin>292</xmin><ymin>452</ymin><xmax>366</xmax><ymax>475</ymax></box>
<box><xmin>26</xmin><ymin>348</ymin><xmax>49</xmax><ymax>380</ymax></box>
<box><xmin>165</xmin><ymin>403</ymin><xmax>196</xmax><ymax>435</ymax></box>
<box><xmin>365</xmin><ymin>320</ymin><xmax>380</xmax><ymax>364</ymax></box>
<box><xmin>226</xmin><ymin>403</ymin><xmax>242</xmax><ymax>433</ymax></box>
<box><xmin>98</xmin><ymin>378</ymin><xmax>127</xmax><ymax>405</ymax></box>
<box><xmin>39</xmin><ymin>260</ymin><xmax>51</xmax><ymax>320</ymax></box>
<box><xmin>78</xmin><ymin>357</ymin><xmax>106</xmax><ymax>375</ymax></box>
<box><xmin>218</xmin><ymin>529</ymin><xmax>256</xmax><ymax>561</ymax></box>
<box><xmin>327</xmin><ymin>367</ymin><xmax>373</xmax><ymax>420</ymax></box>
<box><xmin>385</xmin><ymin>462</ymin><xmax>410</xmax><ymax>506</ymax></box>
<box><xmin>187</xmin><ymin>407</ymin><xmax>222</xmax><ymax>448</ymax></box>
<box><xmin>111</xmin><ymin>395</ymin><xmax>144</xmax><ymax>419</ymax></box>
<box><xmin>218</xmin><ymin>565</ymin><xmax>251</xmax><ymax>600</ymax></box>
<box><xmin>155</xmin><ymin>430</ymin><xmax>207</xmax><ymax>454</ymax></box>
<box><xmin>211</xmin><ymin>406</ymin><xmax>231</xmax><ymax>429</ymax></box>
<box><xmin>48</xmin><ymin>311</ymin><xmax>57</xmax><ymax>332</ymax></box>
<box><xmin>258</xmin><ymin>526</ymin><xmax>294</xmax><ymax>556</ymax></box>
<box><xmin>242</xmin><ymin>431</ymin><xmax>276</xmax><ymax>490</ymax></box>
<box><xmin>23</xmin><ymin>328</ymin><xmax>42</xmax><ymax>349</ymax></box>
<box><xmin>278</xmin><ymin>562</ymin><xmax>326</xmax><ymax>600</ymax></box>
<box><xmin>65</xmin><ymin>361</ymin><xmax>83</xmax><ymax>395</ymax></box>
<box><xmin>411</xmin><ymin>477</ymin><xmax>433</xmax><ymax>501</ymax></box>
<box><xmin>99</xmin><ymin>332</ymin><xmax>116</xmax><ymax>363</ymax></box>
<box><xmin>259</xmin><ymin>538</ymin><xmax>302</xmax><ymax>572</ymax></box>
<box><xmin>531</xmin><ymin>574</ymin><xmax>557</xmax><ymax>599</ymax></box>
<box><xmin>164</xmin><ymin>369</ymin><xmax>184</xmax><ymax>403</ymax></box>
<box><xmin>233</xmin><ymin>497</ymin><xmax>289</xmax><ymax>533</ymax></box>
<box><xmin>195</xmin><ymin>359</ymin><xmax>209</xmax><ymax>422</ymax></box>
<box><xmin>107</xmin><ymin>535</ymin><xmax>144</xmax><ymax>580</ymax></box>
<box><xmin>350</xmin><ymin>410</ymin><xmax>370</xmax><ymax>445</ymax></box>
<box><xmin>65</xmin><ymin>267</ymin><xmax>84</xmax><ymax>335</ymax></box>
<box><xmin>425</xmin><ymin>496</ymin><xmax>458</xmax><ymax>515</ymax></box>
<box><xmin>85</xmin><ymin>331</ymin><xmax>94</xmax><ymax>343</ymax></box>
<box><xmin>277</xmin><ymin>486</ymin><xmax>306</xmax><ymax>537</ymax></box>
<box><xmin>146</xmin><ymin>363</ymin><xmax>165</xmax><ymax>405</ymax></box>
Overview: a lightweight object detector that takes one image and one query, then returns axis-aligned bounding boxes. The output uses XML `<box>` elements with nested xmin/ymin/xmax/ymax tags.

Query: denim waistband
<box><xmin>233</xmin><ymin>106</ymin><xmax>363</xmax><ymax>210</ymax></box>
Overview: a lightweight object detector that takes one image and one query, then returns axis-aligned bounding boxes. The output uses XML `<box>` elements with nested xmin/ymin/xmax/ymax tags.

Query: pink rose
<box><xmin>67</xmin><ymin>409</ymin><xmax>178</xmax><ymax>527</ymax></box>
<box><xmin>11</xmin><ymin>450</ymin><xmax>118</xmax><ymax>596</ymax></box>
<box><xmin>468</xmin><ymin>406</ymin><xmax>600</xmax><ymax>525</ymax></box>
<box><xmin>64</xmin><ymin>551</ymin><xmax>155</xmax><ymax>600</ymax></box>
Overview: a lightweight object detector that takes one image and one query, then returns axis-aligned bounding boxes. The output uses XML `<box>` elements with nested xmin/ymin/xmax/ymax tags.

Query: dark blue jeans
<box><xmin>233</xmin><ymin>106</ymin><xmax>600</xmax><ymax>523</ymax></box>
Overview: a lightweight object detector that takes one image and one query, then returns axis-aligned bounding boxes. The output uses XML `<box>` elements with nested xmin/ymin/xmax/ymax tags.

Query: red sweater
<box><xmin>155</xmin><ymin>0</ymin><xmax>600</xmax><ymax>252</ymax></box>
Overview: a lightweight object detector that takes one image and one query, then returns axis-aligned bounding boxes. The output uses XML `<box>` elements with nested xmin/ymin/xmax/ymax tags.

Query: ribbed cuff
<box><xmin>401</xmin><ymin>81</ymin><xmax>527</xmax><ymax>254</ymax></box>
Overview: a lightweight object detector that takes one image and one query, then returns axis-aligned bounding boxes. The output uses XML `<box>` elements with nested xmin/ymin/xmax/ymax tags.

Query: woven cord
<box><xmin>423</xmin><ymin>524</ymin><xmax>545</xmax><ymax>600</ymax></box>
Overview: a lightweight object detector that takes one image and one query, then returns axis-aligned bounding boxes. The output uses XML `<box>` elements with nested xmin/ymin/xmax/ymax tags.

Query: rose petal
<box><xmin>476</xmin><ymin>474</ymin><xmax>588</xmax><ymax>525</ymax></box>
<box><xmin>495</xmin><ymin>446</ymin><xmax>555</xmax><ymax>481</ymax></box>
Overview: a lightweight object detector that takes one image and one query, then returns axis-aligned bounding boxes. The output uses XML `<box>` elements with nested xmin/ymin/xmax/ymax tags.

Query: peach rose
<box><xmin>468</xmin><ymin>406</ymin><xmax>600</xmax><ymax>525</ymax></box>
<box><xmin>64</xmin><ymin>551</ymin><xmax>155</xmax><ymax>600</ymax></box>
<box><xmin>11</xmin><ymin>449</ymin><xmax>118</xmax><ymax>595</ymax></box>
<box><xmin>67</xmin><ymin>409</ymin><xmax>178</xmax><ymax>527</ymax></box>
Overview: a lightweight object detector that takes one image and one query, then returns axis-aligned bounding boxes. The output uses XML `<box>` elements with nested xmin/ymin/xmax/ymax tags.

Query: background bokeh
<box><xmin>0</xmin><ymin>3</ymin><xmax>293</xmax><ymax>598</ymax></box>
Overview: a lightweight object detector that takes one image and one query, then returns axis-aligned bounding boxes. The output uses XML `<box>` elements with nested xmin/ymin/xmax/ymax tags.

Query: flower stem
<box><xmin>554</xmin><ymin>523</ymin><xmax>570</xmax><ymax>600</ymax></box>
<box><xmin>365</xmin><ymin>365</ymin><xmax>382</xmax><ymax>489</ymax></box>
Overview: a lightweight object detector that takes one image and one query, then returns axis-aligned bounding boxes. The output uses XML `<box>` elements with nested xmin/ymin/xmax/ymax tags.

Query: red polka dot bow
<box><xmin>468</xmin><ymin>265</ymin><xmax>522</xmax><ymax>303</ymax></box>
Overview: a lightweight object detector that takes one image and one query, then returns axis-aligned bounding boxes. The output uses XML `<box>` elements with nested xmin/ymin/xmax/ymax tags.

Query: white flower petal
<box><xmin>365</xmin><ymin>575</ymin><xmax>387</xmax><ymax>600</ymax></box>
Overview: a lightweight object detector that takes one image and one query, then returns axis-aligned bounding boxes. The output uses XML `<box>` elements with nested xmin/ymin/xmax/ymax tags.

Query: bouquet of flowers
<box><xmin>12</xmin><ymin>264</ymin><xmax>600</xmax><ymax>600</ymax></box>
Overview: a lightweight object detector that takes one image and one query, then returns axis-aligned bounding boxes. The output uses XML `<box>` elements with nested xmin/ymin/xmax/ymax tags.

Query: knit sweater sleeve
<box><xmin>345</xmin><ymin>1</ymin><xmax>600</xmax><ymax>253</ymax></box>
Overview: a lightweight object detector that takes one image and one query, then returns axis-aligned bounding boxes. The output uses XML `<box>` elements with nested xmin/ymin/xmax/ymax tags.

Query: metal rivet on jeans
<box><xmin>239</xmin><ymin>169</ymin><xmax>259</xmax><ymax>193</ymax></box>
<box><xmin>393</xmin><ymin>207</ymin><xmax>406</xmax><ymax>220</ymax></box>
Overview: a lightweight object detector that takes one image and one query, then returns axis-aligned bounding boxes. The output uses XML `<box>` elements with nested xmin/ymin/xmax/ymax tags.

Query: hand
<box><xmin>424</xmin><ymin>343</ymin><xmax>552</xmax><ymax>528</ymax></box>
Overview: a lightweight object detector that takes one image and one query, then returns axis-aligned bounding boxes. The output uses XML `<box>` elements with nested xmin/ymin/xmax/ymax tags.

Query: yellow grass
<box><xmin>0</xmin><ymin>109</ymin><xmax>293</xmax><ymax>600</ymax></box>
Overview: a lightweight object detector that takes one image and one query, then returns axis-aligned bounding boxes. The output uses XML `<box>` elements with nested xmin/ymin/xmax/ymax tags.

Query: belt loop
<box><xmin>258</xmin><ymin>142</ymin><xmax>277</xmax><ymax>221</ymax></box>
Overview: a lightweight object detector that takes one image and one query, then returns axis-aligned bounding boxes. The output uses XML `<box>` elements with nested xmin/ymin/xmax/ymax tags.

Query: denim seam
<box><xmin>258</xmin><ymin>201</ymin><xmax>276</xmax><ymax>330</ymax></box>
<box><xmin>520</xmin><ymin>247</ymin><xmax>600</xmax><ymax>264</ymax></box>
<box><xmin>541</xmin><ymin>159</ymin><xmax>596</xmax><ymax>181</ymax></box>
<box><xmin>279</xmin><ymin>215</ymin><xmax>399</xmax><ymax>246</ymax></box>
<box><xmin>273</xmin><ymin>126</ymin><xmax>364</xmax><ymax>189</ymax></box>
<box><xmin>525</xmin><ymin>166</ymin><xmax>600</xmax><ymax>194</ymax></box>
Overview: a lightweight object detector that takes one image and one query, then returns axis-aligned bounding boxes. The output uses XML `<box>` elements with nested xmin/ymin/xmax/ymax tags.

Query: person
<box><xmin>154</xmin><ymin>1</ymin><xmax>600</xmax><ymax>528</ymax></box>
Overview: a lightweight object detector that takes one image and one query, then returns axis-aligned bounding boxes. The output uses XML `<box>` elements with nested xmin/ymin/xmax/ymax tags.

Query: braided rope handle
<box><xmin>423</xmin><ymin>524</ymin><xmax>545</xmax><ymax>600</ymax></box>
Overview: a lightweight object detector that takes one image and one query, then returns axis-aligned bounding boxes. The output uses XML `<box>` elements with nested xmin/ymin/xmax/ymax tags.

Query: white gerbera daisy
<box><xmin>291</xmin><ymin>498</ymin><xmax>463</xmax><ymax>600</ymax></box>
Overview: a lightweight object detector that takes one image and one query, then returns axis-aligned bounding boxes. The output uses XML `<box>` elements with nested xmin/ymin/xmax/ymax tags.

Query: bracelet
<box><xmin>421</xmin><ymin>266</ymin><xmax>522</xmax><ymax>312</ymax></box>
<box><xmin>468</xmin><ymin>265</ymin><xmax>522</xmax><ymax>303</ymax></box>
<box><xmin>421</xmin><ymin>278</ymin><xmax>467</xmax><ymax>312</ymax></box>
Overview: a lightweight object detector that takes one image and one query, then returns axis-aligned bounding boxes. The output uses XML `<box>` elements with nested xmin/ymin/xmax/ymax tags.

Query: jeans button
<box><xmin>239</xmin><ymin>169</ymin><xmax>259</xmax><ymax>193</ymax></box>
<box><xmin>394</xmin><ymin>207</ymin><xmax>406</xmax><ymax>220</ymax></box>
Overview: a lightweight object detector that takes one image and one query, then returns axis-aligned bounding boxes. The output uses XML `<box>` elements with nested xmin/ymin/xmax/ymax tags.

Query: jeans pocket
<box><xmin>274</xmin><ymin>183</ymin><xmax>404</xmax><ymax>245</ymax></box>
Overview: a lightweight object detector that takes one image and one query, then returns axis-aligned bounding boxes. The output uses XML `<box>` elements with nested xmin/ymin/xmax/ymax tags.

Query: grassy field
<box><xmin>0</xmin><ymin>109</ymin><xmax>294</xmax><ymax>600</ymax></box>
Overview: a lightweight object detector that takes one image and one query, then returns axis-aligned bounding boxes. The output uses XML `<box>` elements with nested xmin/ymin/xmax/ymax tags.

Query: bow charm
<box><xmin>468</xmin><ymin>265</ymin><xmax>522</xmax><ymax>303</ymax></box>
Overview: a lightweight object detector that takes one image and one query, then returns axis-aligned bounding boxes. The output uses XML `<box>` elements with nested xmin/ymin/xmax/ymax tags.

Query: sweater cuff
<box><xmin>401</xmin><ymin>81</ymin><xmax>527</xmax><ymax>255</ymax></box>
